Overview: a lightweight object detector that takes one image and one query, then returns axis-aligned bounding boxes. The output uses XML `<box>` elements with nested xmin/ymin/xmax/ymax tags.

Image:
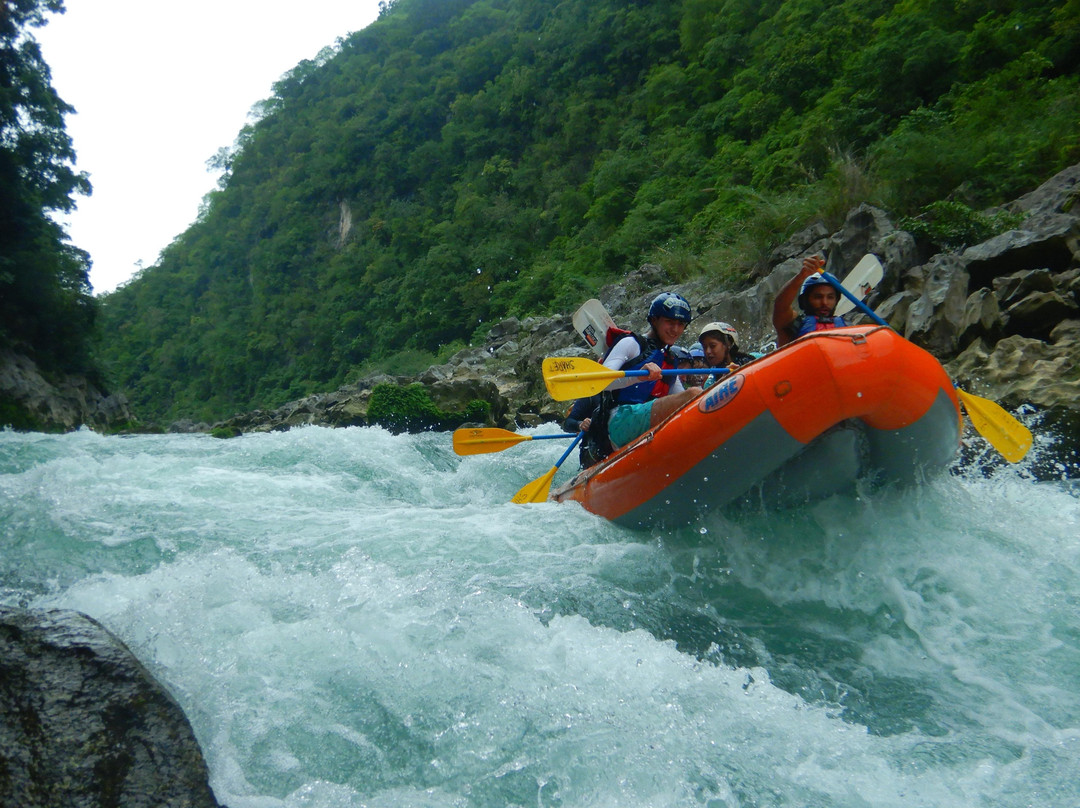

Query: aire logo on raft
<box><xmin>698</xmin><ymin>374</ymin><xmax>744</xmax><ymax>414</ymax></box>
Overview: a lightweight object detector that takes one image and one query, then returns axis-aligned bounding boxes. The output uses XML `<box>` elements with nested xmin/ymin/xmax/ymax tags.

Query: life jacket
<box><xmin>601</xmin><ymin>330</ymin><xmax>675</xmax><ymax>404</ymax></box>
<box><xmin>795</xmin><ymin>314</ymin><xmax>846</xmax><ymax>337</ymax></box>
<box><xmin>577</xmin><ymin>329</ymin><xmax>676</xmax><ymax>467</ymax></box>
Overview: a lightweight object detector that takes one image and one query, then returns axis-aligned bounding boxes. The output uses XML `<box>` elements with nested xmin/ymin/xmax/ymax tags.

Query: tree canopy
<box><xmin>1</xmin><ymin>0</ymin><xmax>95</xmax><ymax>374</ymax></box>
<box><xmin>92</xmin><ymin>0</ymin><xmax>1080</xmax><ymax>423</ymax></box>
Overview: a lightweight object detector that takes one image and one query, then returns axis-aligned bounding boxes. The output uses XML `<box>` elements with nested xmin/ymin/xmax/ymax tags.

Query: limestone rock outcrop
<box><xmin>0</xmin><ymin>350</ymin><xmax>133</xmax><ymax>433</ymax></box>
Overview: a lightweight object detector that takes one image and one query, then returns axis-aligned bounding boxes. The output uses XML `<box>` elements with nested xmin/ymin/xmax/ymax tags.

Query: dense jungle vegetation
<box><xmin>1</xmin><ymin>0</ymin><xmax>96</xmax><ymax>378</ymax></box>
<box><xmin>8</xmin><ymin>0</ymin><xmax>1080</xmax><ymax>424</ymax></box>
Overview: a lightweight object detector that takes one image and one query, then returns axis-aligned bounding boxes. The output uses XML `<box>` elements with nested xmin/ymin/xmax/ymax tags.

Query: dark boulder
<box><xmin>0</xmin><ymin>607</ymin><xmax>225</xmax><ymax>808</ymax></box>
<box><xmin>1003</xmin><ymin>290</ymin><xmax>1079</xmax><ymax>339</ymax></box>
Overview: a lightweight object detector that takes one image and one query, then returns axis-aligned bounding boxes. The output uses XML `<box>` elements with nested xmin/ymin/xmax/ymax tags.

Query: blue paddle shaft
<box><xmin>622</xmin><ymin>367</ymin><xmax>731</xmax><ymax>379</ymax></box>
<box><xmin>820</xmin><ymin>271</ymin><xmax>889</xmax><ymax>327</ymax></box>
<box><xmin>552</xmin><ymin>431</ymin><xmax>585</xmax><ymax>470</ymax></box>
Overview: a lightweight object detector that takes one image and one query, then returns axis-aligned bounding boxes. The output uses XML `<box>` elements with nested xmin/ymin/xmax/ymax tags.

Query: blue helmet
<box><xmin>648</xmin><ymin>292</ymin><xmax>692</xmax><ymax>323</ymax></box>
<box><xmin>668</xmin><ymin>345</ymin><xmax>691</xmax><ymax>364</ymax></box>
<box><xmin>797</xmin><ymin>273</ymin><xmax>833</xmax><ymax>312</ymax></box>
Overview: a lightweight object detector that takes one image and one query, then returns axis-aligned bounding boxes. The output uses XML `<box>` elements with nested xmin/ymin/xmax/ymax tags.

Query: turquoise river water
<box><xmin>1</xmin><ymin>425</ymin><xmax>1078</xmax><ymax>807</ymax></box>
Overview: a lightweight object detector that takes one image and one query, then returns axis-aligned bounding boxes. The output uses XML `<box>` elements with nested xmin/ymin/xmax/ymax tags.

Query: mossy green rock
<box><xmin>367</xmin><ymin>383</ymin><xmax>492</xmax><ymax>433</ymax></box>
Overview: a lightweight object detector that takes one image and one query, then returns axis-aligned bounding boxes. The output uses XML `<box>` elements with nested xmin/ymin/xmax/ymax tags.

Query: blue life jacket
<box><xmin>603</xmin><ymin>333</ymin><xmax>673</xmax><ymax>405</ymax></box>
<box><xmin>795</xmin><ymin>314</ymin><xmax>846</xmax><ymax>337</ymax></box>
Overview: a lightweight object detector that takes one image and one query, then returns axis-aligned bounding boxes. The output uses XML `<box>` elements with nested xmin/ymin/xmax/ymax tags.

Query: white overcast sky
<box><xmin>36</xmin><ymin>0</ymin><xmax>385</xmax><ymax>294</ymax></box>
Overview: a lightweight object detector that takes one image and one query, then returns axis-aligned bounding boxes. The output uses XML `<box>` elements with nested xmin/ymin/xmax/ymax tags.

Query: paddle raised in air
<box><xmin>834</xmin><ymin>254</ymin><xmax>884</xmax><ymax>316</ymax></box>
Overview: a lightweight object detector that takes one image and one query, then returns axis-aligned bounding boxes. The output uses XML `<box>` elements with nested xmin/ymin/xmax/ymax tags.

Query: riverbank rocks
<box><xmin>0</xmin><ymin>350</ymin><xmax>134</xmax><ymax>433</ymax></box>
<box><xmin>0</xmin><ymin>606</ymin><xmax>225</xmax><ymax>808</ymax></box>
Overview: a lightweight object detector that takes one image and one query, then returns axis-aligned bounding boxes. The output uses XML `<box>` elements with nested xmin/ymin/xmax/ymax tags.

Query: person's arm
<box><xmin>562</xmin><ymin>415</ymin><xmax>591</xmax><ymax>432</ymax></box>
<box><xmin>773</xmin><ymin>255</ymin><xmax>824</xmax><ymax>347</ymax></box>
<box><xmin>562</xmin><ymin>397</ymin><xmax>594</xmax><ymax>432</ymax></box>
<box><xmin>601</xmin><ymin>337</ymin><xmax>660</xmax><ymax>390</ymax></box>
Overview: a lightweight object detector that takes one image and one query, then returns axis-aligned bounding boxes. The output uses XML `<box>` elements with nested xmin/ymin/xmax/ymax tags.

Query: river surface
<box><xmin>2</xmin><ymin>425</ymin><xmax>1078</xmax><ymax>807</ymax></box>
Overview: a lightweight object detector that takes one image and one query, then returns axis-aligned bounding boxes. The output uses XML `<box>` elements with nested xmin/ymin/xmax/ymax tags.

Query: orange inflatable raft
<box><xmin>550</xmin><ymin>326</ymin><xmax>962</xmax><ymax>528</ymax></box>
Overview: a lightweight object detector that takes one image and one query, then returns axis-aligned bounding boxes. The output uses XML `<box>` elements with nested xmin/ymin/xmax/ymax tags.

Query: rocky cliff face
<box><xmin>208</xmin><ymin>164</ymin><xmax>1080</xmax><ymax>473</ymax></box>
<box><xmin>0</xmin><ymin>350</ymin><xmax>134</xmax><ymax>433</ymax></box>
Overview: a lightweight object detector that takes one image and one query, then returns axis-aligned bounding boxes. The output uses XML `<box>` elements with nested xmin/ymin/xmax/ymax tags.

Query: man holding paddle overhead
<box><xmin>773</xmin><ymin>255</ymin><xmax>848</xmax><ymax>347</ymax></box>
<box><xmin>593</xmin><ymin>292</ymin><xmax>704</xmax><ymax>453</ymax></box>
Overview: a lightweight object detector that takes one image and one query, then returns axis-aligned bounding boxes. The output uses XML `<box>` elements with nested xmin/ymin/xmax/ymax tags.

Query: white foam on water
<box><xmin>39</xmin><ymin>546</ymin><xmax>969</xmax><ymax>807</ymax></box>
<box><xmin>3</xmin><ymin>427</ymin><xmax>1079</xmax><ymax>807</ymax></box>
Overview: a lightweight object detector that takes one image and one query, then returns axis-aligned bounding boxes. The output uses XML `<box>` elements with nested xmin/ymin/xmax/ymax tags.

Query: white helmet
<box><xmin>697</xmin><ymin>321</ymin><xmax>738</xmax><ymax>350</ymax></box>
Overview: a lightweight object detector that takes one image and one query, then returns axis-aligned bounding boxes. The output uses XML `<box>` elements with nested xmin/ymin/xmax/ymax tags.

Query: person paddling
<box><xmin>595</xmin><ymin>292</ymin><xmax>703</xmax><ymax>451</ymax></box>
<box><xmin>772</xmin><ymin>255</ymin><xmax>847</xmax><ymax>347</ymax></box>
<box><xmin>561</xmin><ymin>394</ymin><xmax>600</xmax><ymax>468</ymax></box>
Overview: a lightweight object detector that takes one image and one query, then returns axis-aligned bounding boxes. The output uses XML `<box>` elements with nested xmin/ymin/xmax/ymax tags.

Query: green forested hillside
<box><xmin>96</xmin><ymin>0</ymin><xmax>1080</xmax><ymax>423</ymax></box>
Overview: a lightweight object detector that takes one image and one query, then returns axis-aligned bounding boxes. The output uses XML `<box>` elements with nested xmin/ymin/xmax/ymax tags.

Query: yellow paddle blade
<box><xmin>452</xmin><ymin>427</ymin><xmax>529</xmax><ymax>455</ymax></box>
<box><xmin>542</xmin><ymin>356</ymin><xmax>626</xmax><ymax>401</ymax></box>
<box><xmin>511</xmin><ymin>466</ymin><xmax>558</xmax><ymax>504</ymax></box>
<box><xmin>956</xmin><ymin>389</ymin><xmax>1032</xmax><ymax>463</ymax></box>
